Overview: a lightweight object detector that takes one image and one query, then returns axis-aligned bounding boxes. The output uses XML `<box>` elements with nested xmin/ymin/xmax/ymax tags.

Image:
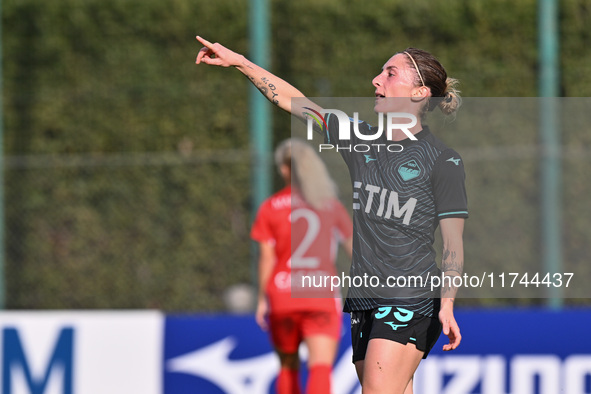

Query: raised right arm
<box><xmin>195</xmin><ymin>36</ymin><xmax>322</xmax><ymax>121</ymax></box>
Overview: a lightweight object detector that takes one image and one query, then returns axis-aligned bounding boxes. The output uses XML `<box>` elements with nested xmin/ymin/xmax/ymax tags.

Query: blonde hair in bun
<box><xmin>439</xmin><ymin>77</ymin><xmax>462</xmax><ymax>115</ymax></box>
<box><xmin>401</xmin><ymin>48</ymin><xmax>462</xmax><ymax>116</ymax></box>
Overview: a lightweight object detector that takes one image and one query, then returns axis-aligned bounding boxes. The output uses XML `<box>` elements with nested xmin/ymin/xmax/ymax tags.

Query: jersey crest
<box><xmin>397</xmin><ymin>159</ymin><xmax>421</xmax><ymax>181</ymax></box>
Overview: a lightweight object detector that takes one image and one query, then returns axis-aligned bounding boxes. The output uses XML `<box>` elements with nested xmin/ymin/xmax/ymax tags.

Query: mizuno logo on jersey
<box><xmin>364</xmin><ymin>155</ymin><xmax>377</xmax><ymax>163</ymax></box>
<box><xmin>352</xmin><ymin>181</ymin><xmax>417</xmax><ymax>225</ymax></box>
<box><xmin>447</xmin><ymin>157</ymin><xmax>461</xmax><ymax>166</ymax></box>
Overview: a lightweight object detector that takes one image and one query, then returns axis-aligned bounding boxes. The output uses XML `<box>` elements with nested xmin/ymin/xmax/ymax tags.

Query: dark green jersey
<box><xmin>324</xmin><ymin>114</ymin><xmax>468</xmax><ymax>317</ymax></box>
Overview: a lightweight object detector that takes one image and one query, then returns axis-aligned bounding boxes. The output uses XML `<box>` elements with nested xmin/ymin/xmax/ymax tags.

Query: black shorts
<box><xmin>350</xmin><ymin>306</ymin><xmax>442</xmax><ymax>362</ymax></box>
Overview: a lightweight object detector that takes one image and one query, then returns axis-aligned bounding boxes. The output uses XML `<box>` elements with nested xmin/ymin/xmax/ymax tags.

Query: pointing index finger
<box><xmin>196</xmin><ymin>36</ymin><xmax>214</xmax><ymax>48</ymax></box>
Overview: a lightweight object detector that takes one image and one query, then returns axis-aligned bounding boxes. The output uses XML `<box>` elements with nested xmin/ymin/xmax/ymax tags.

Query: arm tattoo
<box><xmin>442</xmin><ymin>248</ymin><xmax>462</xmax><ymax>275</ymax></box>
<box><xmin>247</xmin><ymin>75</ymin><xmax>280</xmax><ymax>105</ymax></box>
<box><xmin>441</xmin><ymin>247</ymin><xmax>463</xmax><ymax>298</ymax></box>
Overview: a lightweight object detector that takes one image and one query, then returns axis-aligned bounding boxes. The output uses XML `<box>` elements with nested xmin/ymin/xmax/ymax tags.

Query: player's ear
<box><xmin>411</xmin><ymin>86</ymin><xmax>430</xmax><ymax>105</ymax></box>
<box><xmin>279</xmin><ymin>164</ymin><xmax>291</xmax><ymax>181</ymax></box>
<box><xmin>412</xmin><ymin>85</ymin><xmax>430</xmax><ymax>98</ymax></box>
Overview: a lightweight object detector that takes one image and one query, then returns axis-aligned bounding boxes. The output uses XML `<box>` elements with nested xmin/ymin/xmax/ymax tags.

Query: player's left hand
<box><xmin>439</xmin><ymin>305</ymin><xmax>461</xmax><ymax>351</ymax></box>
<box><xmin>255</xmin><ymin>298</ymin><xmax>269</xmax><ymax>331</ymax></box>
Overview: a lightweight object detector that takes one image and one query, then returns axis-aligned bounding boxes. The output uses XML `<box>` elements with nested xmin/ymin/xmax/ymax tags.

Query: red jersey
<box><xmin>251</xmin><ymin>186</ymin><xmax>353</xmax><ymax>313</ymax></box>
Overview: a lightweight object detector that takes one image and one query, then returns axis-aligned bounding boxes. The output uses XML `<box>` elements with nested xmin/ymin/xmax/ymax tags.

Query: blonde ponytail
<box><xmin>274</xmin><ymin>138</ymin><xmax>337</xmax><ymax>210</ymax></box>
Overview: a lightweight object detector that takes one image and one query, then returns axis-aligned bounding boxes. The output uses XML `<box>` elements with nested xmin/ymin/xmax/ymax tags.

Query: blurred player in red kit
<box><xmin>251</xmin><ymin>138</ymin><xmax>353</xmax><ymax>394</ymax></box>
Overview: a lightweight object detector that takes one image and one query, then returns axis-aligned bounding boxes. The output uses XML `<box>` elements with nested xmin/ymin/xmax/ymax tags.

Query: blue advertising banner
<box><xmin>1</xmin><ymin>309</ymin><xmax>589</xmax><ymax>393</ymax></box>
<box><xmin>418</xmin><ymin>308</ymin><xmax>591</xmax><ymax>394</ymax></box>
<box><xmin>163</xmin><ymin>309</ymin><xmax>591</xmax><ymax>394</ymax></box>
<box><xmin>163</xmin><ymin>314</ymin><xmax>360</xmax><ymax>394</ymax></box>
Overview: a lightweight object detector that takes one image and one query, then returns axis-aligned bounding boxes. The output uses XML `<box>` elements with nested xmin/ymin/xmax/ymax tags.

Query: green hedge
<box><xmin>3</xmin><ymin>0</ymin><xmax>590</xmax><ymax>310</ymax></box>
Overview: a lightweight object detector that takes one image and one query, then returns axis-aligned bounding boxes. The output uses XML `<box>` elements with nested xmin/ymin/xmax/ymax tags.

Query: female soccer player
<box><xmin>251</xmin><ymin>138</ymin><xmax>353</xmax><ymax>394</ymax></box>
<box><xmin>196</xmin><ymin>36</ymin><xmax>467</xmax><ymax>394</ymax></box>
